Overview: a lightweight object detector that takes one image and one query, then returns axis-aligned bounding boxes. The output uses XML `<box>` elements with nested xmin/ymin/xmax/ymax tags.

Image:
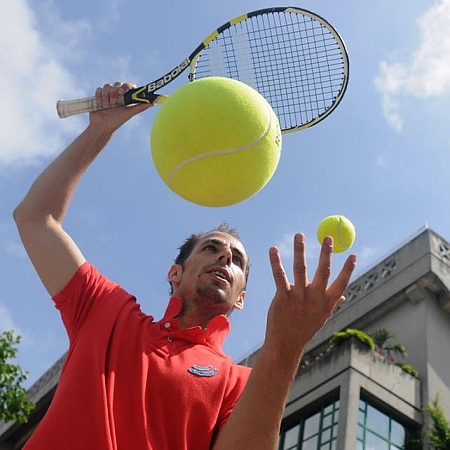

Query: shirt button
<box><xmin>167</xmin><ymin>336</ymin><xmax>173</xmax><ymax>342</ymax></box>
<box><xmin>164</xmin><ymin>322</ymin><xmax>171</xmax><ymax>328</ymax></box>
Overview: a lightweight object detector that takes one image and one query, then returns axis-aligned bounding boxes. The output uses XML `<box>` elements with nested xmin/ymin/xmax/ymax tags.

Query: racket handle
<box><xmin>56</xmin><ymin>95</ymin><xmax>128</xmax><ymax>118</ymax></box>
<box><xmin>57</xmin><ymin>93</ymin><xmax>169</xmax><ymax>118</ymax></box>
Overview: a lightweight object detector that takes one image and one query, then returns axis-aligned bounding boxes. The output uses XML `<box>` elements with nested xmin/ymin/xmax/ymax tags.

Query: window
<box><xmin>279</xmin><ymin>399</ymin><xmax>340</xmax><ymax>450</ymax></box>
<box><xmin>357</xmin><ymin>398</ymin><xmax>406</xmax><ymax>450</ymax></box>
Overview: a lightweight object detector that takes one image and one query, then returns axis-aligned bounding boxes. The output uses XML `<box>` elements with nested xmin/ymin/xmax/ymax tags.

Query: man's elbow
<box><xmin>13</xmin><ymin>201</ymin><xmax>27</xmax><ymax>226</ymax></box>
<box><xmin>13</xmin><ymin>200</ymin><xmax>44</xmax><ymax>229</ymax></box>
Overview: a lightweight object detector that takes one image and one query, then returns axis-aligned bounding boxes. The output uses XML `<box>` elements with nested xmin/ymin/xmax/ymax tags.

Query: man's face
<box><xmin>168</xmin><ymin>231</ymin><xmax>248</xmax><ymax>317</ymax></box>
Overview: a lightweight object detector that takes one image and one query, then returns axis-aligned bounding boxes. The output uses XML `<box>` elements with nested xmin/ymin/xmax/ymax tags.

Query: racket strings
<box><xmin>194</xmin><ymin>11</ymin><xmax>347</xmax><ymax>131</ymax></box>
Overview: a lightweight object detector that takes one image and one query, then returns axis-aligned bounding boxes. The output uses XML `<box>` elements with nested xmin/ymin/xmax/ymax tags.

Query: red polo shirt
<box><xmin>24</xmin><ymin>262</ymin><xmax>251</xmax><ymax>450</ymax></box>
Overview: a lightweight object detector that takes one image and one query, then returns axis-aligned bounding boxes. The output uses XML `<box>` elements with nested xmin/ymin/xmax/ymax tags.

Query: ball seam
<box><xmin>167</xmin><ymin>102</ymin><xmax>274</xmax><ymax>187</ymax></box>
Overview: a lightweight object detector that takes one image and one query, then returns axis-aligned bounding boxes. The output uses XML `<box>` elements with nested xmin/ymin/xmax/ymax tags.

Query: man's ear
<box><xmin>234</xmin><ymin>291</ymin><xmax>246</xmax><ymax>311</ymax></box>
<box><xmin>167</xmin><ymin>264</ymin><xmax>182</xmax><ymax>287</ymax></box>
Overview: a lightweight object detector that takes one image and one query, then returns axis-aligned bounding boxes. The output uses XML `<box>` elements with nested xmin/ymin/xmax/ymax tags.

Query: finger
<box><xmin>101</xmin><ymin>83</ymin><xmax>112</xmax><ymax>108</ymax></box>
<box><xmin>95</xmin><ymin>86</ymin><xmax>102</xmax><ymax>110</ymax></box>
<box><xmin>118</xmin><ymin>81</ymin><xmax>137</xmax><ymax>93</ymax></box>
<box><xmin>109</xmin><ymin>81</ymin><xmax>123</xmax><ymax>106</ymax></box>
<box><xmin>327</xmin><ymin>253</ymin><xmax>357</xmax><ymax>299</ymax></box>
<box><xmin>116</xmin><ymin>82</ymin><xmax>138</xmax><ymax>107</ymax></box>
<box><xmin>312</xmin><ymin>236</ymin><xmax>333</xmax><ymax>292</ymax></box>
<box><xmin>292</xmin><ymin>233</ymin><xmax>307</xmax><ymax>288</ymax></box>
<box><xmin>269</xmin><ymin>246</ymin><xmax>290</xmax><ymax>292</ymax></box>
<box><xmin>330</xmin><ymin>295</ymin><xmax>346</xmax><ymax>315</ymax></box>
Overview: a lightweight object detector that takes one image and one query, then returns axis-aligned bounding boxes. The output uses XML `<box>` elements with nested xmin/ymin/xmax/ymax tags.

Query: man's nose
<box><xmin>218</xmin><ymin>248</ymin><xmax>232</xmax><ymax>265</ymax></box>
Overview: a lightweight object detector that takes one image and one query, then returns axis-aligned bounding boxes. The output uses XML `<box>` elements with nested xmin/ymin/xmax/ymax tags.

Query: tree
<box><xmin>0</xmin><ymin>330</ymin><xmax>34</xmax><ymax>423</ymax></box>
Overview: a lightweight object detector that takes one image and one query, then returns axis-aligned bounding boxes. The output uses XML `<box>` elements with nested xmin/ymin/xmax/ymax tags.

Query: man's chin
<box><xmin>196</xmin><ymin>285</ymin><xmax>228</xmax><ymax>304</ymax></box>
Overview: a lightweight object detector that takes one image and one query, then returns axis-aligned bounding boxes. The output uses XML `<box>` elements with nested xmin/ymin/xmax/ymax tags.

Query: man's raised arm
<box><xmin>213</xmin><ymin>233</ymin><xmax>357</xmax><ymax>450</ymax></box>
<box><xmin>13</xmin><ymin>82</ymin><xmax>151</xmax><ymax>297</ymax></box>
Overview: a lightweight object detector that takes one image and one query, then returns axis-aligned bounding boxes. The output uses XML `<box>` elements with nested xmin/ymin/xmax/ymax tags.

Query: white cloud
<box><xmin>0</xmin><ymin>300</ymin><xmax>61</xmax><ymax>356</ymax></box>
<box><xmin>0</xmin><ymin>0</ymin><xmax>86</xmax><ymax>168</ymax></box>
<box><xmin>0</xmin><ymin>304</ymin><xmax>22</xmax><ymax>334</ymax></box>
<box><xmin>377</xmin><ymin>81</ymin><xmax>404</xmax><ymax>133</ymax></box>
<box><xmin>375</xmin><ymin>153</ymin><xmax>388</xmax><ymax>167</ymax></box>
<box><xmin>359</xmin><ymin>246</ymin><xmax>381</xmax><ymax>266</ymax></box>
<box><xmin>0</xmin><ymin>221</ymin><xmax>26</xmax><ymax>258</ymax></box>
<box><xmin>275</xmin><ymin>232</ymin><xmax>320</xmax><ymax>263</ymax></box>
<box><xmin>34</xmin><ymin>2</ymin><xmax>92</xmax><ymax>65</ymax></box>
<box><xmin>99</xmin><ymin>0</ymin><xmax>122</xmax><ymax>33</ymax></box>
<box><xmin>0</xmin><ymin>303</ymin><xmax>39</xmax><ymax>359</ymax></box>
<box><xmin>352</xmin><ymin>246</ymin><xmax>383</xmax><ymax>277</ymax></box>
<box><xmin>375</xmin><ymin>0</ymin><xmax>450</xmax><ymax>131</ymax></box>
<box><xmin>276</xmin><ymin>233</ymin><xmax>295</xmax><ymax>260</ymax></box>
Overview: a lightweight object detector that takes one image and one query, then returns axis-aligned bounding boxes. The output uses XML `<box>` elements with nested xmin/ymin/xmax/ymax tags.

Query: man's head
<box><xmin>167</xmin><ymin>223</ymin><xmax>250</xmax><ymax>318</ymax></box>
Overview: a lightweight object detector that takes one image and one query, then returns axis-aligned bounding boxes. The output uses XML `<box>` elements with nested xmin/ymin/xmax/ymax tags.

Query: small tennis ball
<box><xmin>317</xmin><ymin>215</ymin><xmax>356</xmax><ymax>253</ymax></box>
<box><xmin>150</xmin><ymin>77</ymin><xmax>282</xmax><ymax>207</ymax></box>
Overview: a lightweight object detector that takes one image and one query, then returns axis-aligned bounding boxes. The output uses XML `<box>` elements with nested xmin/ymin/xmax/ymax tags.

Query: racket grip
<box><xmin>57</xmin><ymin>96</ymin><xmax>99</xmax><ymax>118</ymax></box>
<box><xmin>57</xmin><ymin>93</ymin><xmax>169</xmax><ymax>118</ymax></box>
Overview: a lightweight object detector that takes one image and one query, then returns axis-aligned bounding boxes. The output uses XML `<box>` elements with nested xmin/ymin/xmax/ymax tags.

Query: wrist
<box><xmin>86</xmin><ymin>122</ymin><xmax>117</xmax><ymax>137</ymax></box>
<box><xmin>258</xmin><ymin>341</ymin><xmax>305</xmax><ymax>378</ymax></box>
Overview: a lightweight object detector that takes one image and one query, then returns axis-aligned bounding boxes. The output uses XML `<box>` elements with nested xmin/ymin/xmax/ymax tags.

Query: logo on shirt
<box><xmin>188</xmin><ymin>365</ymin><xmax>218</xmax><ymax>377</ymax></box>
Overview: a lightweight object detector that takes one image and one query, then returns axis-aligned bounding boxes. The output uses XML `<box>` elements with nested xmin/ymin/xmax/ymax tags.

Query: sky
<box><xmin>2</xmin><ymin>0</ymin><xmax>450</xmax><ymax>388</ymax></box>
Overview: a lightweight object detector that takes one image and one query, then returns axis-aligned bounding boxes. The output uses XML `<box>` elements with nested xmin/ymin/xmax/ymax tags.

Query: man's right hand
<box><xmin>89</xmin><ymin>82</ymin><xmax>152</xmax><ymax>132</ymax></box>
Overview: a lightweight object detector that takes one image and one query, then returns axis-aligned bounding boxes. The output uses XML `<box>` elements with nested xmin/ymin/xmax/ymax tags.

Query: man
<box><xmin>14</xmin><ymin>82</ymin><xmax>357</xmax><ymax>450</ymax></box>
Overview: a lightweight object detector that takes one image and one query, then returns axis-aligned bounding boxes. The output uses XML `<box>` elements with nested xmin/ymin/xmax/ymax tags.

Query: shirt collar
<box><xmin>160</xmin><ymin>297</ymin><xmax>231</xmax><ymax>350</ymax></box>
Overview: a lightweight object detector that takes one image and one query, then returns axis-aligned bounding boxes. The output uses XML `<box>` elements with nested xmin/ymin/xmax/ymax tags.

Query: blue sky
<box><xmin>2</xmin><ymin>0</ymin><xmax>450</xmax><ymax>387</ymax></box>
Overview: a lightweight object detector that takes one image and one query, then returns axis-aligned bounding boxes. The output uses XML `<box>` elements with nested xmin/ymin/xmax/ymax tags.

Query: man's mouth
<box><xmin>207</xmin><ymin>268</ymin><xmax>231</xmax><ymax>283</ymax></box>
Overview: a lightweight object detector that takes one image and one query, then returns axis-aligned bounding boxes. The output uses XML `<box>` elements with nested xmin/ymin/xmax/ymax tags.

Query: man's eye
<box><xmin>205</xmin><ymin>244</ymin><xmax>216</xmax><ymax>251</ymax></box>
<box><xmin>233</xmin><ymin>255</ymin><xmax>243</xmax><ymax>267</ymax></box>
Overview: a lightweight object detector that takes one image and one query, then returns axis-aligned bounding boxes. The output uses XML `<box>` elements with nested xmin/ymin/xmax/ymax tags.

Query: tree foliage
<box><xmin>0</xmin><ymin>331</ymin><xmax>34</xmax><ymax>423</ymax></box>
<box><xmin>427</xmin><ymin>394</ymin><xmax>450</xmax><ymax>450</ymax></box>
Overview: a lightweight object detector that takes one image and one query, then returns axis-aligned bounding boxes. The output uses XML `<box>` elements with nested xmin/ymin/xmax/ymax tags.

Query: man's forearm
<box><xmin>14</xmin><ymin>124</ymin><xmax>113</xmax><ymax>224</ymax></box>
<box><xmin>213</xmin><ymin>344</ymin><xmax>304</xmax><ymax>450</ymax></box>
<box><xmin>13</xmin><ymin>124</ymin><xmax>115</xmax><ymax>296</ymax></box>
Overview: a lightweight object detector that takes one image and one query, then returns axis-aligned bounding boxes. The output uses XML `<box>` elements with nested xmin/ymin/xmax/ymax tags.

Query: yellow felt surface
<box><xmin>317</xmin><ymin>215</ymin><xmax>356</xmax><ymax>253</ymax></box>
<box><xmin>150</xmin><ymin>77</ymin><xmax>282</xmax><ymax>207</ymax></box>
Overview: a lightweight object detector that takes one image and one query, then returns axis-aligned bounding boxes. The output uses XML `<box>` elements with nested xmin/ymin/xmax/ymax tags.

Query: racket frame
<box><xmin>57</xmin><ymin>6</ymin><xmax>349</xmax><ymax>134</ymax></box>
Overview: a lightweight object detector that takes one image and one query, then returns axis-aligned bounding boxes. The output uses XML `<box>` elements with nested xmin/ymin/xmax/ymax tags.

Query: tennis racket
<box><xmin>57</xmin><ymin>6</ymin><xmax>349</xmax><ymax>134</ymax></box>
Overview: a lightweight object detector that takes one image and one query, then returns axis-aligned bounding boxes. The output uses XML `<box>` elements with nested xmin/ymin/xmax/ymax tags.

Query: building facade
<box><xmin>1</xmin><ymin>227</ymin><xmax>450</xmax><ymax>449</ymax></box>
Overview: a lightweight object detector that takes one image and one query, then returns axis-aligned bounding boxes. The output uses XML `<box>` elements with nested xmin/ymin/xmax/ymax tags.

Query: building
<box><xmin>1</xmin><ymin>227</ymin><xmax>450</xmax><ymax>449</ymax></box>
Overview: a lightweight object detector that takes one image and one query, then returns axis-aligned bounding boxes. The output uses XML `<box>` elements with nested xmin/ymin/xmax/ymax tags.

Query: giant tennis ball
<box><xmin>150</xmin><ymin>77</ymin><xmax>282</xmax><ymax>207</ymax></box>
<box><xmin>317</xmin><ymin>215</ymin><xmax>356</xmax><ymax>253</ymax></box>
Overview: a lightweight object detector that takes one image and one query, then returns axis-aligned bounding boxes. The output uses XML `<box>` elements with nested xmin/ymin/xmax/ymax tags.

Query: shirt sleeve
<box><xmin>52</xmin><ymin>261</ymin><xmax>135</xmax><ymax>343</ymax></box>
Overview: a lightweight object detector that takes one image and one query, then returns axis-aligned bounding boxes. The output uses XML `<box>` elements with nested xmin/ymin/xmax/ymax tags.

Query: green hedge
<box><xmin>331</xmin><ymin>329</ymin><xmax>375</xmax><ymax>351</ymax></box>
